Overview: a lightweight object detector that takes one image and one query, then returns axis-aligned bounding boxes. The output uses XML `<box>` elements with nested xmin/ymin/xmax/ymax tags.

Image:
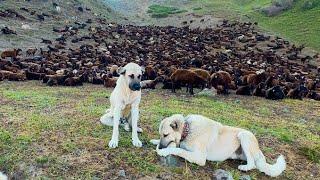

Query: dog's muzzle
<box><xmin>130</xmin><ymin>83</ymin><xmax>141</xmax><ymax>91</ymax></box>
<box><xmin>158</xmin><ymin>143</ymin><xmax>166</xmax><ymax>149</ymax></box>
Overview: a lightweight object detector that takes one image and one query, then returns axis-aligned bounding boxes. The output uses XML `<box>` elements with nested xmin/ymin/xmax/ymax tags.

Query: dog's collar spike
<box><xmin>181</xmin><ymin>122</ymin><xmax>189</xmax><ymax>141</ymax></box>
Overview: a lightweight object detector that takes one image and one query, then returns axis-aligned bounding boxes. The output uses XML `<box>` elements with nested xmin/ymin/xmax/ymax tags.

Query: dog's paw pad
<box><xmin>132</xmin><ymin>139</ymin><xmax>142</xmax><ymax>147</ymax></box>
<box><xmin>108</xmin><ymin>139</ymin><xmax>118</xmax><ymax>148</ymax></box>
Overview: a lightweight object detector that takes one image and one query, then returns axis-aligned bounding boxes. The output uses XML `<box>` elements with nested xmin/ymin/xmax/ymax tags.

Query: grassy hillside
<box><xmin>190</xmin><ymin>0</ymin><xmax>320</xmax><ymax>52</ymax></box>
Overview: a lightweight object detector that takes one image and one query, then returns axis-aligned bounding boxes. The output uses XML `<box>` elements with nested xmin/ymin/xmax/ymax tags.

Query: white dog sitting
<box><xmin>151</xmin><ymin>114</ymin><xmax>286</xmax><ymax>177</ymax></box>
<box><xmin>100</xmin><ymin>63</ymin><xmax>144</xmax><ymax>148</ymax></box>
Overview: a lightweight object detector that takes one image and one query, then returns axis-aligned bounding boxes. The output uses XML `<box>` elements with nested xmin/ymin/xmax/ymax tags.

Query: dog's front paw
<box><xmin>157</xmin><ymin>149</ymin><xmax>172</xmax><ymax>157</ymax></box>
<box><xmin>150</xmin><ymin>139</ymin><xmax>160</xmax><ymax>145</ymax></box>
<box><xmin>108</xmin><ymin>138</ymin><xmax>118</xmax><ymax>148</ymax></box>
<box><xmin>132</xmin><ymin>138</ymin><xmax>142</xmax><ymax>147</ymax></box>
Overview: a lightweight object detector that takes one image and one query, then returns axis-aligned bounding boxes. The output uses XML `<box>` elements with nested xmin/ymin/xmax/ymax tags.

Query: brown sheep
<box><xmin>144</xmin><ymin>65</ymin><xmax>157</xmax><ymax>80</ymax></box>
<box><xmin>64</xmin><ymin>76</ymin><xmax>83</xmax><ymax>86</ymax></box>
<box><xmin>306</xmin><ymin>79</ymin><xmax>320</xmax><ymax>90</ymax></box>
<box><xmin>140</xmin><ymin>76</ymin><xmax>163</xmax><ymax>89</ymax></box>
<box><xmin>1</xmin><ymin>49</ymin><xmax>22</xmax><ymax>60</ymax></box>
<box><xmin>43</xmin><ymin>74</ymin><xmax>68</xmax><ymax>86</ymax></box>
<box><xmin>109</xmin><ymin>65</ymin><xmax>119</xmax><ymax>77</ymax></box>
<box><xmin>103</xmin><ymin>75</ymin><xmax>118</xmax><ymax>88</ymax></box>
<box><xmin>190</xmin><ymin>68</ymin><xmax>210</xmax><ymax>88</ymax></box>
<box><xmin>246</xmin><ymin>71</ymin><xmax>268</xmax><ymax>86</ymax></box>
<box><xmin>0</xmin><ymin>70</ymin><xmax>26</xmax><ymax>81</ymax></box>
<box><xmin>3</xmin><ymin>64</ymin><xmax>20</xmax><ymax>73</ymax></box>
<box><xmin>26</xmin><ymin>48</ymin><xmax>37</xmax><ymax>56</ymax></box>
<box><xmin>170</xmin><ymin>69</ymin><xmax>207</xmax><ymax>95</ymax></box>
<box><xmin>210</xmin><ymin>71</ymin><xmax>232</xmax><ymax>94</ymax></box>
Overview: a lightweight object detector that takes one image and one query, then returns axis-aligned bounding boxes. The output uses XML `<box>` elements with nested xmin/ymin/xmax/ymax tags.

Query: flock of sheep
<box><xmin>1</xmin><ymin>18</ymin><xmax>320</xmax><ymax>101</ymax></box>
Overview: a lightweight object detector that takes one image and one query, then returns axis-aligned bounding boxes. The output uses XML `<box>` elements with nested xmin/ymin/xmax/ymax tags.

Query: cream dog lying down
<box><xmin>150</xmin><ymin>114</ymin><xmax>286</xmax><ymax>177</ymax></box>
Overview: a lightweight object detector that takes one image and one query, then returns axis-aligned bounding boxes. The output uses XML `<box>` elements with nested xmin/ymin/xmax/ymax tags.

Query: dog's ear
<box><xmin>141</xmin><ymin>66</ymin><xmax>145</xmax><ymax>74</ymax></box>
<box><xmin>117</xmin><ymin>67</ymin><xmax>126</xmax><ymax>75</ymax></box>
<box><xmin>170</xmin><ymin>121</ymin><xmax>178</xmax><ymax>130</ymax></box>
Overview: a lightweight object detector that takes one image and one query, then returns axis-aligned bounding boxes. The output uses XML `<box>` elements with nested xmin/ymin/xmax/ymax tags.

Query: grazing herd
<box><xmin>0</xmin><ymin>18</ymin><xmax>320</xmax><ymax>101</ymax></box>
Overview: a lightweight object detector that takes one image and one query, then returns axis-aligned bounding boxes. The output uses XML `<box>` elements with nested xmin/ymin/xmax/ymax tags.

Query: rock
<box><xmin>283</xmin><ymin>107</ymin><xmax>289</xmax><ymax>113</ymax></box>
<box><xmin>212</xmin><ymin>169</ymin><xmax>233</xmax><ymax>180</ymax></box>
<box><xmin>239</xmin><ymin>175</ymin><xmax>251</xmax><ymax>180</ymax></box>
<box><xmin>234</xmin><ymin>99</ymin><xmax>241</xmax><ymax>104</ymax></box>
<box><xmin>118</xmin><ymin>169</ymin><xmax>126</xmax><ymax>177</ymax></box>
<box><xmin>21</xmin><ymin>24</ymin><xmax>31</xmax><ymax>30</ymax></box>
<box><xmin>196</xmin><ymin>88</ymin><xmax>216</xmax><ymax>97</ymax></box>
<box><xmin>160</xmin><ymin>155</ymin><xmax>180</xmax><ymax>167</ymax></box>
<box><xmin>261</xmin><ymin>5</ymin><xmax>285</xmax><ymax>16</ymax></box>
<box><xmin>299</xmin><ymin>118</ymin><xmax>307</xmax><ymax>124</ymax></box>
<box><xmin>273</xmin><ymin>0</ymin><xmax>293</xmax><ymax>9</ymax></box>
<box><xmin>261</xmin><ymin>0</ymin><xmax>293</xmax><ymax>16</ymax></box>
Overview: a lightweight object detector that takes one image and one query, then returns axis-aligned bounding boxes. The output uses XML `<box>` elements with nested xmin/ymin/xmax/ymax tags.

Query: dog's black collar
<box><xmin>180</xmin><ymin>122</ymin><xmax>190</xmax><ymax>142</ymax></box>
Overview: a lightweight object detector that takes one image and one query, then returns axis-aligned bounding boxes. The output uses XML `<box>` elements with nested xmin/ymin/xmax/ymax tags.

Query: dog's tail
<box><xmin>0</xmin><ymin>172</ymin><xmax>8</xmax><ymax>180</ymax></box>
<box><xmin>255</xmin><ymin>151</ymin><xmax>286</xmax><ymax>177</ymax></box>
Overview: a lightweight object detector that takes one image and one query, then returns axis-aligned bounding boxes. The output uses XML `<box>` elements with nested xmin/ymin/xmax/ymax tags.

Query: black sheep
<box><xmin>265</xmin><ymin>86</ymin><xmax>285</xmax><ymax>100</ymax></box>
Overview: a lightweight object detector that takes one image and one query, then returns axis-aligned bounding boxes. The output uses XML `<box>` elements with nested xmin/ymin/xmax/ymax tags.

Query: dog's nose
<box><xmin>133</xmin><ymin>83</ymin><xmax>141</xmax><ymax>91</ymax></box>
<box><xmin>158</xmin><ymin>143</ymin><xmax>165</xmax><ymax>149</ymax></box>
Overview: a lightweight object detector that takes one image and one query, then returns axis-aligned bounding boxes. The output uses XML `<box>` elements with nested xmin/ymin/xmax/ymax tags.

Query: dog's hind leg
<box><xmin>100</xmin><ymin>108</ymin><xmax>114</xmax><ymax>126</ymax></box>
<box><xmin>237</xmin><ymin>131</ymin><xmax>258</xmax><ymax>171</ymax></box>
<box><xmin>126</xmin><ymin>113</ymin><xmax>143</xmax><ymax>133</ymax></box>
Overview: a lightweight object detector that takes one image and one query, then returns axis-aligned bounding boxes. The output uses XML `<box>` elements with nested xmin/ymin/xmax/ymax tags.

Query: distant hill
<box><xmin>0</xmin><ymin>0</ymin><xmax>120</xmax><ymax>50</ymax></box>
<box><xmin>190</xmin><ymin>0</ymin><xmax>320</xmax><ymax>52</ymax></box>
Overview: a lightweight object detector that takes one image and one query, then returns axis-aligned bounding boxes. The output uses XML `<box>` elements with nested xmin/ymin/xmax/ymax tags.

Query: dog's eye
<box><xmin>129</xmin><ymin>74</ymin><xmax>134</xmax><ymax>79</ymax></box>
<box><xmin>138</xmin><ymin>75</ymin><xmax>141</xmax><ymax>79</ymax></box>
<box><xmin>163</xmin><ymin>134</ymin><xmax>169</xmax><ymax>137</ymax></box>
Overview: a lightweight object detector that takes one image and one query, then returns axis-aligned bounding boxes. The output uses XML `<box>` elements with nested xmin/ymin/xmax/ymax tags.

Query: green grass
<box><xmin>190</xmin><ymin>0</ymin><xmax>320</xmax><ymax>51</ymax></box>
<box><xmin>0</xmin><ymin>81</ymin><xmax>319</xmax><ymax>179</ymax></box>
<box><xmin>148</xmin><ymin>5</ymin><xmax>187</xmax><ymax>18</ymax></box>
<box><xmin>299</xmin><ymin>145</ymin><xmax>320</xmax><ymax>163</ymax></box>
